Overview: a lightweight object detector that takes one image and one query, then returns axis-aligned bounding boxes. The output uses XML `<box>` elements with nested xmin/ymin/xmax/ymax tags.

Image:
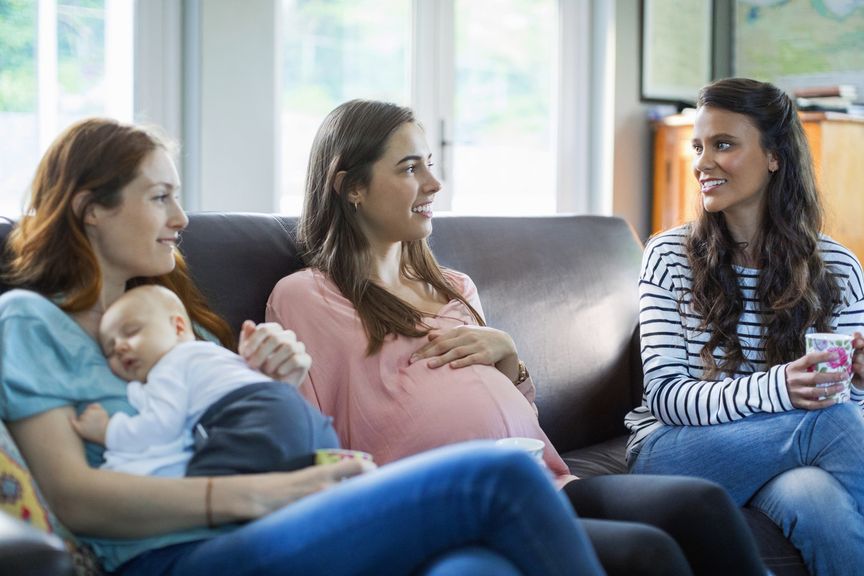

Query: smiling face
<box><xmin>84</xmin><ymin>149</ymin><xmax>188</xmax><ymax>286</ymax></box>
<box><xmin>99</xmin><ymin>286</ymin><xmax>192</xmax><ymax>382</ymax></box>
<box><xmin>349</xmin><ymin>122</ymin><xmax>440</xmax><ymax>250</ymax></box>
<box><xmin>691</xmin><ymin>106</ymin><xmax>778</xmax><ymax>221</ymax></box>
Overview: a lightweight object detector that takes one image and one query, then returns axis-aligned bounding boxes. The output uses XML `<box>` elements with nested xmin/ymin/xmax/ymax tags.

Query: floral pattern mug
<box><xmin>806</xmin><ymin>332</ymin><xmax>854</xmax><ymax>403</ymax></box>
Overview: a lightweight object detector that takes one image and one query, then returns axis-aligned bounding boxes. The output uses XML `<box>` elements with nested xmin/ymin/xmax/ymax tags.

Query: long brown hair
<box><xmin>685</xmin><ymin>78</ymin><xmax>839</xmax><ymax>376</ymax></box>
<box><xmin>4</xmin><ymin>118</ymin><xmax>235</xmax><ymax>349</ymax></box>
<box><xmin>299</xmin><ymin>99</ymin><xmax>483</xmax><ymax>354</ymax></box>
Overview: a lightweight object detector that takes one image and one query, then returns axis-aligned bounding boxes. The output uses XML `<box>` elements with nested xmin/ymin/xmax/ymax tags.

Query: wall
<box><xmin>607</xmin><ymin>0</ymin><xmax>736</xmax><ymax>242</ymax></box>
<box><xmin>610</xmin><ymin>0</ymin><xmax>652</xmax><ymax>242</ymax></box>
<box><xmin>198</xmin><ymin>0</ymin><xmax>280</xmax><ymax>212</ymax></box>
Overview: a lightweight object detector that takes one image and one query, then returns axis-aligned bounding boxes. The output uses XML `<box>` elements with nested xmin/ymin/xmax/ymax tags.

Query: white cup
<box><xmin>805</xmin><ymin>332</ymin><xmax>854</xmax><ymax>403</ymax></box>
<box><xmin>495</xmin><ymin>437</ymin><xmax>545</xmax><ymax>461</ymax></box>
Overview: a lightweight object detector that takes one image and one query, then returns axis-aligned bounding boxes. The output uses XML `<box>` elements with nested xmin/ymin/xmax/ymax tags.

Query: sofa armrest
<box><xmin>0</xmin><ymin>511</ymin><xmax>73</xmax><ymax>576</ymax></box>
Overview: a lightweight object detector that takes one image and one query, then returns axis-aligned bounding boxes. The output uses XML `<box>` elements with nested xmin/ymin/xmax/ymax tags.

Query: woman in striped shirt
<box><xmin>625</xmin><ymin>77</ymin><xmax>864</xmax><ymax>575</ymax></box>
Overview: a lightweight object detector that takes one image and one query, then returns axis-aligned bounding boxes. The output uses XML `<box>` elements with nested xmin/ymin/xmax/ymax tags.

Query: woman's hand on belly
<box><xmin>409</xmin><ymin>326</ymin><xmax>520</xmax><ymax>381</ymax></box>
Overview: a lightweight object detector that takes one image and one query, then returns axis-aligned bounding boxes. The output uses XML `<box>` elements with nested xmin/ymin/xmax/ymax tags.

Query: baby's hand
<box><xmin>70</xmin><ymin>403</ymin><xmax>110</xmax><ymax>446</ymax></box>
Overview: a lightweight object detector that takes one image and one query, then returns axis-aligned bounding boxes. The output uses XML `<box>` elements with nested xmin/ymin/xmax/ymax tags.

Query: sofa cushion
<box><xmin>742</xmin><ymin>509</ymin><xmax>807</xmax><ymax>576</ymax></box>
<box><xmin>562</xmin><ymin>435</ymin><xmax>629</xmax><ymax>477</ymax></box>
<box><xmin>180</xmin><ymin>213</ymin><xmax>301</xmax><ymax>331</ymax></box>
<box><xmin>426</xmin><ymin>216</ymin><xmax>645</xmax><ymax>454</ymax></box>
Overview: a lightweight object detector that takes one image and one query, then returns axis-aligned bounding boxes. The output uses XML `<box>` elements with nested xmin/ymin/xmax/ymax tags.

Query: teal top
<box><xmin>0</xmin><ymin>289</ymin><xmax>228</xmax><ymax>571</ymax></box>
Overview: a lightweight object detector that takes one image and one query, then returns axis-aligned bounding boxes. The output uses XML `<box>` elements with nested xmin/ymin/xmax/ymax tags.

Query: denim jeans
<box><xmin>119</xmin><ymin>441</ymin><xmax>604</xmax><ymax>576</ymax></box>
<box><xmin>750</xmin><ymin>467</ymin><xmax>864</xmax><ymax>576</ymax></box>
<box><xmin>631</xmin><ymin>403</ymin><xmax>864</xmax><ymax>575</ymax></box>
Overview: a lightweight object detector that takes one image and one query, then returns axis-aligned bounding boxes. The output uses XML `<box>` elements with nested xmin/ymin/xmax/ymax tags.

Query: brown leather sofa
<box><xmin>0</xmin><ymin>212</ymin><xmax>805</xmax><ymax>574</ymax></box>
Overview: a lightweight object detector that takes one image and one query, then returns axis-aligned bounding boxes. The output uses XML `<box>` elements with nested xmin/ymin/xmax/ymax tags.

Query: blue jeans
<box><xmin>120</xmin><ymin>442</ymin><xmax>604</xmax><ymax>576</ymax></box>
<box><xmin>631</xmin><ymin>403</ymin><xmax>864</xmax><ymax>575</ymax></box>
<box><xmin>750</xmin><ymin>467</ymin><xmax>864</xmax><ymax>576</ymax></box>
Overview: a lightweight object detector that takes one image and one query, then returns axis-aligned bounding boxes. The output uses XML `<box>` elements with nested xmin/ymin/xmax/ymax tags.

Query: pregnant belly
<box><xmin>349</xmin><ymin>363</ymin><xmax>545</xmax><ymax>465</ymax></box>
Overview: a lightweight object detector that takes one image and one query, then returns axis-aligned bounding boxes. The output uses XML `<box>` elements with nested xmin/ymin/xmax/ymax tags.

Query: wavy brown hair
<box><xmin>299</xmin><ymin>99</ymin><xmax>483</xmax><ymax>355</ymax></box>
<box><xmin>685</xmin><ymin>78</ymin><xmax>839</xmax><ymax>377</ymax></box>
<box><xmin>4</xmin><ymin>118</ymin><xmax>235</xmax><ymax>349</ymax></box>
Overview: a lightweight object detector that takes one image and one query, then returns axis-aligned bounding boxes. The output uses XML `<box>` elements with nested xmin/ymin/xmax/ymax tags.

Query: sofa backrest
<box><xmin>424</xmin><ymin>215</ymin><xmax>645</xmax><ymax>452</ymax></box>
<box><xmin>0</xmin><ymin>212</ymin><xmax>645</xmax><ymax>453</ymax></box>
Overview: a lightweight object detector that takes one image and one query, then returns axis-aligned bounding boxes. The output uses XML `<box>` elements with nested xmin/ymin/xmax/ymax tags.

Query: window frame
<box><xmin>410</xmin><ymin>0</ymin><xmax>592</xmax><ymax>214</ymax></box>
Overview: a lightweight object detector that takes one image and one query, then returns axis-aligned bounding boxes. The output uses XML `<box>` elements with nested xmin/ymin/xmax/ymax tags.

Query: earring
<box><xmin>352</xmin><ymin>202</ymin><xmax>358</xmax><ymax>212</ymax></box>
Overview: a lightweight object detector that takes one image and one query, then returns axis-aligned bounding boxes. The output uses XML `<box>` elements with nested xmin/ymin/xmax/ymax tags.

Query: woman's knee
<box><xmin>749</xmin><ymin>467</ymin><xmax>852</xmax><ymax>529</ymax></box>
<box><xmin>444</xmin><ymin>442</ymin><xmax>545</xmax><ymax>478</ymax></box>
<box><xmin>399</xmin><ymin>441</ymin><xmax>548</xmax><ymax>496</ymax></box>
<box><xmin>582</xmin><ymin>518</ymin><xmax>693</xmax><ymax>576</ymax></box>
<box><xmin>419</xmin><ymin>548</ymin><xmax>523</xmax><ymax>576</ymax></box>
<box><xmin>821</xmin><ymin>401</ymin><xmax>864</xmax><ymax>432</ymax></box>
<box><xmin>661</xmin><ymin>477</ymin><xmax>736</xmax><ymax>518</ymax></box>
<box><xmin>614</xmin><ymin>474</ymin><xmax>737</xmax><ymax>523</ymax></box>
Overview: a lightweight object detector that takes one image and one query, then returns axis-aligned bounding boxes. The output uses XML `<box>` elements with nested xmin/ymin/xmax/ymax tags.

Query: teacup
<box><xmin>495</xmin><ymin>437</ymin><xmax>545</xmax><ymax>461</ymax></box>
<box><xmin>806</xmin><ymin>332</ymin><xmax>853</xmax><ymax>403</ymax></box>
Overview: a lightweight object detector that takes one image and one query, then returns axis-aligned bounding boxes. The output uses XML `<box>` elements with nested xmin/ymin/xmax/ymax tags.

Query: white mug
<box><xmin>495</xmin><ymin>437</ymin><xmax>545</xmax><ymax>461</ymax></box>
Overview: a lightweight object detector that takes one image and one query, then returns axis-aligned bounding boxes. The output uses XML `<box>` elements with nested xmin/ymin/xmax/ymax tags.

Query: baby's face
<box><xmin>99</xmin><ymin>296</ymin><xmax>180</xmax><ymax>382</ymax></box>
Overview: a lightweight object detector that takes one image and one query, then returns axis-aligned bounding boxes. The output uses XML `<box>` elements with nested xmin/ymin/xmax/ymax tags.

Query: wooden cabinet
<box><xmin>652</xmin><ymin>112</ymin><xmax>864</xmax><ymax>262</ymax></box>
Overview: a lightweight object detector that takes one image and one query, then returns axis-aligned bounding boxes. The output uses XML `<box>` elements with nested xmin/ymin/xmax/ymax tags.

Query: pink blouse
<box><xmin>266</xmin><ymin>268</ymin><xmax>574</xmax><ymax>486</ymax></box>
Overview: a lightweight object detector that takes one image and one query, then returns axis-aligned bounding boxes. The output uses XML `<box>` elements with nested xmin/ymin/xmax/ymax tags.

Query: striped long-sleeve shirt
<box><xmin>625</xmin><ymin>226</ymin><xmax>864</xmax><ymax>460</ymax></box>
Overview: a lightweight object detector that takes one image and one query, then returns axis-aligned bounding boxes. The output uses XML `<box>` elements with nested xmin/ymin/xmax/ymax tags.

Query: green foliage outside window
<box><xmin>0</xmin><ymin>0</ymin><xmax>37</xmax><ymax>112</ymax></box>
<box><xmin>0</xmin><ymin>0</ymin><xmax>105</xmax><ymax>113</ymax></box>
<box><xmin>57</xmin><ymin>0</ymin><xmax>104</xmax><ymax>99</ymax></box>
<box><xmin>282</xmin><ymin>0</ymin><xmax>410</xmax><ymax>114</ymax></box>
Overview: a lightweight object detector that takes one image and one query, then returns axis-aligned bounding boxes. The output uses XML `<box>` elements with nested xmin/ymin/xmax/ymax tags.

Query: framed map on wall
<box><xmin>640</xmin><ymin>0</ymin><xmax>714</xmax><ymax>104</ymax></box>
<box><xmin>734</xmin><ymin>0</ymin><xmax>864</xmax><ymax>97</ymax></box>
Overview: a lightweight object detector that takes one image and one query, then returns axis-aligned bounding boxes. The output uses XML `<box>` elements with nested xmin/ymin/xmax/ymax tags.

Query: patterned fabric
<box><xmin>0</xmin><ymin>419</ymin><xmax>103</xmax><ymax>575</ymax></box>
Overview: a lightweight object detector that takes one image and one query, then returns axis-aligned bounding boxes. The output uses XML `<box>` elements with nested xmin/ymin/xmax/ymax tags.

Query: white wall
<box><xmin>198</xmin><ymin>0</ymin><xmax>280</xmax><ymax>212</ymax></box>
<box><xmin>135</xmin><ymin>0</ymin><xmax>182</xmax><ymax>144</ymax></box>
<box><xmin>611</xmin><ymin>0</ymin><xmax>652</xmax><ymax>240</ymax></box>
<box><xmin>575</xmin><ymin>0</ymin><xmax>653</xmax><ymax>240</ymax></box>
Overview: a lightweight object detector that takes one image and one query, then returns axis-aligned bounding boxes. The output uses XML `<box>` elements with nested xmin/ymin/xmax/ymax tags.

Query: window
<box><xmin>280</xmin><ymin>0</ymin><xmax>411</xmax><ymax>214</ymax></box>
<box><xmin>450</xmin><ymin>0</ymin><xmax>557</xmax><ymax>214</ymax></box>
<box><xmin>280</xmin><ymin>0</ymin><xmax>560</xmax><ymax>216</ymax></box>
<box><xmin>0</xmin><ymin>0</ymin><xmax>133</xmax><ymax>216</ymax></box>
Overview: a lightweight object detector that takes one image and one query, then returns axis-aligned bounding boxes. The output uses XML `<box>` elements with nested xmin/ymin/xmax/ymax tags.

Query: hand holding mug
<box><xmin>851</xmin><ymin>331</ymin><xmax>864</xmax><ymax>390</ymax></box>
<box><xmin>786</xmin><ymin>335</ymin><xmax>852</xmax><ymax>410</ymax></box>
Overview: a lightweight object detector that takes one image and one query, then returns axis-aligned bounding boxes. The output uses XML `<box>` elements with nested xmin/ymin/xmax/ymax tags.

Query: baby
<box><xmin>71</xmin><ymin>285</ymin><xmax>340</xmax><ymax>477</ymax></box>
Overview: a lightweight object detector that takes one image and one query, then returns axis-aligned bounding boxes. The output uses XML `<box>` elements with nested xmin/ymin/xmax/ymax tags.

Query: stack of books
<box><xmin>794</xmin><ymin>85</ymin><xmax>862</xmax><ymax>116</ymax></box>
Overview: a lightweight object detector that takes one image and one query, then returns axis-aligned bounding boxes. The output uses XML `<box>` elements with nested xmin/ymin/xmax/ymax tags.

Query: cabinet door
<box><xmin>652</xmin><ymin>122</ymin><xmax>699</xmax><ymax>233</ymax></box>
<box><xmin>808</xmin><ymin>120</ymin><xmax>864</xmax><ymax>262</ymax></box>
